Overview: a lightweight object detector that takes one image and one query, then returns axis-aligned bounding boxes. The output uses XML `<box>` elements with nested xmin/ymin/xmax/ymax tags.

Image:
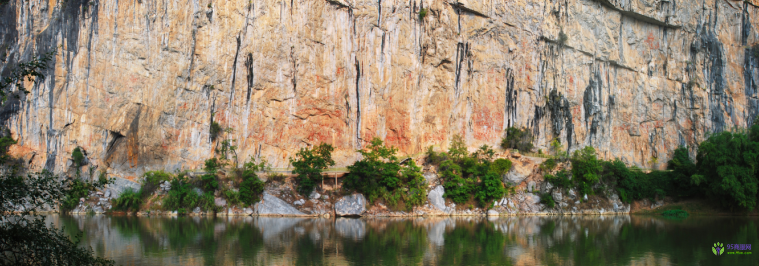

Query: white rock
<box><xmin>583</xmin><ymin>194</ymin><xmax>588</xmax><ymax>201</ymax></box>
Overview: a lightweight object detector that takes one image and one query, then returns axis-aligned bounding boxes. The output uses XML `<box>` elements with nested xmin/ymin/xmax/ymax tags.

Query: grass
<box><xmin>634</xmin><ymin>199</ymin><xmax>759</xmax><ymax>216</ymax></box>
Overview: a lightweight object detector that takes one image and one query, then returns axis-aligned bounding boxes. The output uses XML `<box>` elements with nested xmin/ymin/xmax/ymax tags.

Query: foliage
<box><xmin>540</xmin><ymin>158</ymin><xmax>557</xmax><ymax>172</ymax></box>
<box><xmin>399</xmin><ymin>160</ymin><xmax>428</xmax><ymax>209</ymax></box>
<box><xmin>472</xmin><ymin>145</ymin><xmax>495</xmax><ymax>162</ymax></box>
<box><xmin>163</xmin><ymin>176</ymin><xmax>199</xmax><ymax>211</ymax></box>
<box><xmin>666</xmin><ymin>146</ymin><xmax>699</xmax><ymax>198</ymax></box>
<box><xmin>475</xmin><ymin>172</ymin><xmax>506</xmax><ymax>207</ymax></box>
<box><xmin>290</xmin><ymin>143</ymin><xmax>335</xmax><ymax>195</ymax></box>
<box><xmin>0</xmin><ymin>134</ymin><xmax>16</xmax><ymax>164</ymax></box>
<box><xmin>540</xmin><ymin>192</ymin><xmax>556</xmax><ymax>208</ymax></box>
<box><xmin>544</xmin><ymin>170</ymin><xmax>572</xmax><ymax>189</ymax></box>
<box><xmin>571</xmin><ymin>146</ymin><xmax>603</xmax><ymax>196</ymax></box>
<box><xmin>501</xmin><ymin>127</ymin><xmax>534</xmax><ymax>152</ymax></box>
<box><xmin>223</xmin><ymin>189</ymin><xmax>242</xmax><ymax>206</ymax></box>
<box><xmin>61</xmin><ymin>179</ymin><xmax>99</xmax><ymax>211</ymax></box>
<box><xmin>72</xmin><ymin>146</ymin><xmax>85</xmax><ymax>168</ymax></box>
<box><xmin>489</xmin><ymin>158</ymin><xmax>512</xmax><ymax>176</ymax></box>
<box><xmin>141</xmin><ymin>170</ymin><xmax>172</xmax><ymax>197</ymax></box>
<box><xmin>0</xmin><ymin>50</ymin><xmax>55</xmax><ymax>102</ymax></box>
<box><xmin>344</xmin><ymin>138</ymin><xmax>402</xmax><ymax>204</ymax></box>
<box><xmin>448</xmin><ymin>134</ymin><xmax>469</xmax><ymax>161</ymax></box>
<box><xmin>425</xmin><ymin>145</ymin><xmax>449</xmax><ymax>165</ymax></box>
<box><xmin>239</xmin><ymin>170</ymin><xmax>265</xmax><ymax>206</ymax></box>
<box><xmin>210</xmin><ymin>121</ymin><xmax>222</xmax><ymax>140</ymax></box>
<box><xmin>550</xmin><ymin>138</ymin><xmax>569</xmax><ymax>160</ymax></box>
<box><xmin>418</xmin><ymin>8</ymin><xmax>427</xmax><ymax>20</ymax></box>
<box><xmin>201</xmin><ymin>158</ymin><xmax>223</xmax><ymax>191</ymax></box>
<box><xmin>693</xmin><ymin>130</ymin><xmax>759</xmax><ymax>210</ymax></box>
<box><xmin>440</xmin><ymin>160</ymin><xmax>474</xmax><ymax>204</ymax></box>
<box><xmin>113</xmin><ymin>188</ymin><xmax>143</xmax><ymax>211</ymax></box>
<box><xmin>558</xmin><ymin>28</ymin><xmax>568</xmax><ymax>46</ymax></box>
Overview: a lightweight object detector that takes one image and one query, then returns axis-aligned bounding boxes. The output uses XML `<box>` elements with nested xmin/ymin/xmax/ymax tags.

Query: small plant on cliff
<box><xmin>210</xmin><ymin>121</ymin><xmax>222</xmax><ymax>140</ymax></box>
<box><xmin>557</xmin><ymin>28</ymin><xmax>568</xmax><ymax>46</ymax></box>
<box><xmin>489</xmin><ymin>158</ymin><xmax>512</xmax><ymax>176</ymax></box>
<box><xmin>418</xmin><ymin>8</ymin><xmax>428</xmax><ymax>20</ymax></box>
<box><xmin>291</xmin><ymin>143</ymin><xmax>335</xmax><ymax>196</ymax></box>
<box><xmin>425</xmin><ymin>146</ymin><xmax>449</xmax><ymax>165</ymax></box>
<box><xmin>540</xmin><ymin>192</ymin><xmax>555</xmax><ymax>208</ymax></box>
<box><xmin>448</xmin><ymin>134</ymin><xmax>469</xmax><ymax>161</ymax></box>
<box><xmin>141</xmin><ymin>170</ymin><xmax>172</xmax><ymax>196</ymax></box>
<box><xmin>501</xmin><ymin>127</ymin><xmax>534</xmax><ymax>152</ymax></box>
<box><xmin>201</xmin><ymin>158</ymin><xmax>223</xmax><ymax>191</ymax></box>
<box><xmin>238</xmin><ymin>157</ymin><xmax>266</xmax><ymax>206</ymax></box>
<box><xmin>72</xmin><ymin>146</ymin><xmax>85</xmax><ymax>168</ymax></box>
<box><xmin>475</xmin><ymin>171</ymin><xmax>506</xmax><ymax>207</ymax></box>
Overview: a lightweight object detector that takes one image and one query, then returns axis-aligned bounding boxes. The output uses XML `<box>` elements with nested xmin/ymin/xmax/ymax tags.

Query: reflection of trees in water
<box><xmin>53</xmin><ymin>215</ymin><xmax>759</xmax><ymax>266</ymax></box>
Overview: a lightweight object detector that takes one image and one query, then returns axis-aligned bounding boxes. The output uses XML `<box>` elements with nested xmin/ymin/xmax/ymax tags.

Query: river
<box><xmin>46</xmin><ymin>214</ymin><xmax>757</xmax><ymax>265</ymax></box>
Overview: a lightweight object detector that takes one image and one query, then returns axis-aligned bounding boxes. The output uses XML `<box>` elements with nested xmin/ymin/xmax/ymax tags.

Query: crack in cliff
<box><xmin>245</xmin><ymin>53</ymin><xmax>254</xmax><ymax>103</ymax></box>
<box><xmin>505</xmin><ymin>69</ymin><xmax>517</xmax><ymax>129</ymax></box>
<box><xmin>594</xmin><ymin>0</ymin><xmax>681</xmax><ymax>29</ymax></box>
<box><xmin>454</xmin><ymin>42</ymin><xmax>470</xmax><ymax>98</ymax></box>
<box><xmin>448</xmin><ymin>2</ymin><xmax>489</xmax><ymax>19</ymax></box>
<box><xmin>546</xmin><ymin>89</ymin><xmax>574</xmax><ymax>151</ymax></box>
<box><xmin>355</xmin><ymin>58</ymin><xmax>362</xmax><ymax>148</ymax></box>
<box><xmin>230</xmin><ymin>34</ymin><xmax>241</xmax><ymax>108</ymax></box>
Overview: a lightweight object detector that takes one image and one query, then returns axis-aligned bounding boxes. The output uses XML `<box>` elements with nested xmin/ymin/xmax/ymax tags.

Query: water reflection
<box><xmin>47</xmin><ymin>215</ymin><xmax>757</xmax><ymax>266</ymax></box>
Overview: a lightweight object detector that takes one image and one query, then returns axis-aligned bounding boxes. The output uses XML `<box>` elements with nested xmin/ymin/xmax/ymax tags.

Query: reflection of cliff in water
<box><xmin>48</xmin><ymin>215</ymin><xmax>758</xmax><ymax>266</ymax></box>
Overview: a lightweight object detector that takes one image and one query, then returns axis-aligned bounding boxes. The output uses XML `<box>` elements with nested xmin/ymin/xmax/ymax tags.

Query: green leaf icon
<box><xmin>713</xmin><ymin>246</ymin><xmax>717</xmax><ymax>255</ymax></box>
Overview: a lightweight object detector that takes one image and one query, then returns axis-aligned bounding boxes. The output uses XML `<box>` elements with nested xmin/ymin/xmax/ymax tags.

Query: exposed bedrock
<box><xmin>1</xmin><ymin>0</ymin><xmax>759</xmax><ymax>180</ymax></box>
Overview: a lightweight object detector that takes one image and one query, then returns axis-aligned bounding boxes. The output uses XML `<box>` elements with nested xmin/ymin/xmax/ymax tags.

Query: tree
<box><xmin>344</xmin><ymin>138</ymin><xmax>400</xmax><ymax>202</ymax></box>
<box><xmin>290</xmin><ymin>143</ymin><xmax>335</xmax><ymax>195</ymax></box>
<box><xmin>571</xmin><ymin>146</ymin><xmax>603</xmax><ymax>196</ymax></box>
<box><xmin>693</xmin><ymin>131</ymin><xmax>759</xmax><ymax>210</ymax></box>
<box><xmin>448</xmin><ymin>134</ymin><xmax>468</xmax><ymax>161</ymax></box>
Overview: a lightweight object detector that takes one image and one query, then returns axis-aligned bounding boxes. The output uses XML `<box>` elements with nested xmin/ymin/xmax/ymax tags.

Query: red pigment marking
<box><xmin>569</xmin><ymin>76</ymin><xmax>574</xmax><ymax>84</ymax></box>
<box><xmin>644</xmin><ymin>32</ymin><xmax>659</xmax><ymax>50</ymax></box>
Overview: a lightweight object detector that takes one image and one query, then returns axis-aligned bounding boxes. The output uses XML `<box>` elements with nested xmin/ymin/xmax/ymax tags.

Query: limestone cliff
<box><xmin>1</xmin><ymin>0</ymin><xmax>758</xmax><ymax>180</ymax></box>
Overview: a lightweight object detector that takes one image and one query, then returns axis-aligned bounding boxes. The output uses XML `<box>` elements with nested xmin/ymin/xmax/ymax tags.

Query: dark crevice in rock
<box><xmin>230</xmin><ymin>34</ymin><xmax>241</xmax><ymax>107</ymax></box>
<box><xmin>245</xmin><ymin>53</ymin><xmax>254</xmax><ymax>103</ymax></box>
<box><xmin>448</xmin><ymin>2</ymin><xmax>489</xmax><ymax>18</ymax></box>
<box><xmin>504</xmin><ymin>68</ymin><xmax>517</xmax><ymax>129</ymax></box>
<box><xmin>691</xmin><ymin>14</ymin><xmax>731</xmax><ymax>133</ymax></box>
<box><xmin>355</xmin><ymin>58</ymin><xmax>361</xmax><ymax>148</ymax></box>
<box><xmin>291</xmin><ymin>46</ymin><xmax>297</xmax><ymax>93</ymax></box>
<box><xmin>594</xmin><ymin>0</ymin><xmax>680</xmax><ymax>29</ymax></box>
<box><xmin>583</xmin><ymin>69</ymin><xmax>604</xmax><ymax>141</ymax></box>
<box><xmin>454</xmin><ymin>42</ymin><xmax>469</xmax><ymax>98</ymax></box>
<box><xmin>104</xmin><ymin>131</ymin><xmax>124</xmax><ymax>166</ymax></box>
<box><xmin>546</xmin><ymin>89</ymin><xmax>574</xmax><ymax>151</ymax></box>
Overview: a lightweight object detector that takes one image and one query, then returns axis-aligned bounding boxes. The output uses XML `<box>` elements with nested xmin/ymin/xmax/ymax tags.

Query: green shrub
<box><xmin>344</xmin><ymin>138</ymin><xmax>401</xmax><ymax>202</ymax></box>
<box><xmin>201</xmin><ymin>158</ymin><xmax>223</xmax><ymax>191</ymax></box>
<box><xmin>72</xmin><ymin>147</ymin><xmax>85</xmax><ymax>167</ymax></box>
<box><xmin>426</xmin><ymin>146</ymin><xmax>449</xmax><ymax>165</ymax></box>
<box><xmin>61</xmin><ymin>179</ymin><xmax>94</xmax><ymax>210</ymax></box>
<box><xmin>501</xmin><ymin>127</ymin><xmax>534</xmax><ymax>152</ymax></box>
<box><xmin>418</xmin><ymin>8</ymin><xmax>427</xmax><ymax>20</ymax></box>
<box><xmin>441</xmin><ymin>160</ymin><xmax>474</xmax><ymax>204</ymax></box>
<box><xmin>210</xmin><ymin>121</ymin><xmax>222</xmax><ymax>140</ymax></box>
<box><xmin>540</xmin><ymin>192</ymin><xmax>555</xmax><ymax>208</ymax></box>
<box><xmin>472</xmin><ymin>145</ymin><xmax>495</xmax><ymax>162</ymax></box>
<box><xmin>223</xmin><ymin>189</ymin><xmax>242</xmax><ymax>206</ymax></box>
<box><xmin>693</xmin><ymin>130</ymin><xmax>759</xmax><ymax>210</ymax></box>
<box><xmin>490</xmin><ymin>158</ymin><xmax>512</xmax><ymax>176</ymax></box>
<box><xmin>142</xmin><ymin>170</ymin><xmax>172</xmax><ymax>196</ymax></box>
<box><xmin>448</xmin><ymin>134</ymin><xmax>469</xmax><ymax>161</ymax></box>
<box><xmin>571</xmin><ymin>146</ymin><xmax>602</xmax><ymax>196</ymax></box>
<box><xmin>540</xmin><ymin>158</ymin><xmax>557</xmax><ymax>172</ymax></box>
<box><xmin>113</xmin><ymin>188</ymin><xmax>142</xmax><ymax>211</ymax></box>
<box><xmin>164</xmin><ymin>176</ymin><xmax>196</xmax><ymax>210</ymax></box>
<box><xmin>399</xmin><ymin>160</ymin><xmax>428</xmax><ymax>209</ymax></box>
<box><xmin>475</xmin><ymin>172</ymin><xmax>506</xmax><ymax>206</ymax></box>
<box><xmin>0</xmin><ymin>135</ymin><xmax>16</xmax><ymax>163</ymax></box>
<box><xmin>544</xmin><ymin>170</ymin><xmax>572</xmax><ymax>189</ymax></box>
<box><xmin>290</xmin><ymin>143</ymin><xmax>335</xmax><ymax>195</ymax></box>
<box><xmin>239</xmin><ymin>169</ymin><xmax>265</xmax><ymax>206</ymax></box>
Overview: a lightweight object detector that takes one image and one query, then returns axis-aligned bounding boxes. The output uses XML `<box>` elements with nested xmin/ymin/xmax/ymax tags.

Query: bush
<box><xmin>540</xmin><ymin>158</ymin><xmax>557</xmax><ymax>172</ymax></box>
<box><xmin>501</xmin><ymin>127</ymin><xmax>534</xmax><ymax>152</ymax></box>
<box><xmin>661</xmin><ymin>209</ymin><xmax>688</xmax><ymax>217</ymax></box>
<box><xmin>489</xmin><ymin>158</ymin><xmax>512</xmax><ymax>176</ymax></box>
<box><xmin>239</xmin><ymin>169</ymin><xmax>265</xmax><ymax>206</ymax></box>
<box><xmin>426</xmin><ymin>146</ymin><xmax>449</xmax><ymax>165</ymax></box>
<box><xmin>571</xmin><ymin>146</ymin><xmax>602</xmax><ymax>196</ymax></box>
<box><xmin>418</xmin><ymin>8</ymin><xmax>427</xmax><ymax>20</ymax></box>
<box><xmin>441</xmin><ymin>160</ymin><xmax>474</xmax><ymax>204</ymax></box>
<box><xmin>399</xmin><ymin>160</ymin><xmax>428</xmax><ymax>209</ymax></box>
<box><xmin>344</xmin><ymin>138</ymin><xmax>401</xmax><ymax>202</ymax></box>
<box><xmin>448</xmin><ymin>134</ymin><xmax>468</xmax><ymax>161</ymax></box>
<box><xmin>291</xmin><ymin>143</ymin><xmax>335</xmax><ymax>195</ymax></box>
<box><xmin>693</xmin><ymin>130</ymin><xmax>759</xmax><ymax>210</ymax></box>
<box><xmin>210</xmin><ymin>121</ymin><xmax>222</xmax><ymax>140</ymax></box>
<box><xmin>544</xmin><ymin>170</ymin><xmax>572</xmax><ymax>189</ymax></box>
<box><xmin>113</xmin><ymin>188</ymin><xmax>142</xmax><ymax>211</ymax></box>
<box><xmin>72</xmin><ymin>147</ymin><xmax>85</xmax><ymax>167</ymax></box>
<box><xmin>475</xmin><ymin>172</ymin><xmax>506</xmax><ymax>207</ymax></box>
<box><xmin>201</xmin><ymin>158</ymin><xmax>223</xmax><ymax>191</ymax></box>
<box><xmin>142</xmin><ymin>170</ymin><xmax>172</xmax><ymax>196</ymax></box>
<box><xmin>163</xmin><ymin>176</ymin><xmax>196</xmax><ymax>210</ymax></box>
<box><xmin>472</xmin><ymin>145</ymin><xmax>495</xmax><ymax>162</ymax></box>
<box><xmin>61</xmin><ymin>179</ymin><xmax>95</xmax><ymax>211</ymax></box>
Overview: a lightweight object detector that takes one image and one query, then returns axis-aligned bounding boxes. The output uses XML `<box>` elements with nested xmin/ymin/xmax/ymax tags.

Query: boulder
<box><xmin>309</xmin><ymin>191</ymin><xmax>321</xmax><ymax>200</ymax></box>
<box><xmin>567</xmin><ymin>189</ymin><xmax>577</xmax><ymax>199</ymax></box>
<box><xmin>527</xmin><ymin>181</ymin><xmax>537</xmax><ymax>192</ymax></box>
<box><xmin>193</xmin><ymin>207</ymin><xmax>201</xmax><ymax>214</ymax></box>
<box><xmin>104</xmin><ymin>189</ymin><xmax>111</xmax><ymax>198</ymax></box>
<box><xmin>423</xmin><ymin>172</ymin><xmax>438</xmax><ymax>185</ymax></box>
<box><xmin>503</xmin><ymin>160</ymin><xmax>533</xmax><ymax>185</ymax></box>
<box><xmin>107</xmin><ymin>177</ymin><xmax>142</xmax><ymax>198</ymax></box>
<box><xmin>255</xmin><ymin>192</ymin><xmax>305</xmax><ymax>215</ymax></box>
<box><xmin>540</xmin><ymin>181</ymin><xmax>553</xmax><ymax>194</ymax></box>
<box><xmin>552</xmin><ymin>190</ymin><xmax>563</xmax><ymax>202</ymax></box>
<box><xmin>215</xmin><ymin>197</ymin><xmax>227</xmax><ymax>207</ymax></box>
<box><xmin>334</xmin><ymin>194</ymin><xmax>367</xmax><ymax>216</ymax></box>
<box><xmin>487</xmin><ymin>210</ymin><xmax>499</xmax><ymax>216</ymax></box>
<box><xmin>244</xmin><ymin>208</ymin><xmax>253</xmax><ymax>215</ymax></box>
<box><xmin>427</xmin><ymin>185</ymin><xmax>447</xmax><ymax>212</ymax></box>
<box><xmin>294</xmin><ymin>199</ymin><xmax>306</xmax><ymax>206</ymax></box>
<box><xmin>583</xmin><ymin>194</ymin><xmax>588</xmax><ymax>201</ymax></box>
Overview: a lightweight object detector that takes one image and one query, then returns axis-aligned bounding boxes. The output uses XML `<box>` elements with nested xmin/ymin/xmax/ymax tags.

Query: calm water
<box><xmin>46</xmin><ymin>214</ymin><xmax>757</xmax><ymax>266</ymax></box>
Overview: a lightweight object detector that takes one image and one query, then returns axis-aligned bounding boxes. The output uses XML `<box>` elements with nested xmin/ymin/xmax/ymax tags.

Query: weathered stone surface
<box><xmin>334</xmin><ymin>194</ymin><xmax>366</xmax><ymax>216</ymax></box>
<box><xmin>107</xmin><ymin>178</ymin><xmax>141</xmax><ymax>199</ymax></box>
<box><xmin>255</xmin><ymin>193</ymin><xmax>305</xmax><ymax>216</ymax></box>
<box><xmin>427</xmin><ymin>185</ymin><xmax>448</xmax><ymax>213</ymax></box>
<box><xmin>552</xmin><ymin>190</ymin><xmax>563</xmax><ymax>203</ymax></box>
<box><xmin>2</xmin><ymin>0</ymin><xmax>758</xmax><ymax>178</ymax></box>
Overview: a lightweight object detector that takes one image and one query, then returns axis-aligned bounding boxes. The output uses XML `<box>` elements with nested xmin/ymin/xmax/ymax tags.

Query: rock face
<box><xmin>427</xmin><ymin>185</ymin><xmax>448</xmax><ymax>213</ymax></box>
<box><xmin>1</xmin><ymin>0</ymin><xmax>759</xmax><ymax>179</ymax></box>
<box><xmin>254</xmin><ymin>192</ymin><xmax>305</xmax><ymax>216</ymax></box>
<box><xmin>334</xmin><ymin>194</ymin><xmax>366</xmax><ymax>216</ymax></box>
